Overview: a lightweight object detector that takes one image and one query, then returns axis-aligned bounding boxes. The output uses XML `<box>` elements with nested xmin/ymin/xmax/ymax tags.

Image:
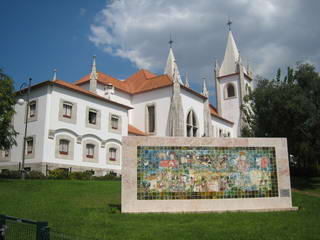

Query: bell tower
<box><xmin>215</xmin><ymin>21</ymin><xmax>253</xmax><ymax>137</ymax></box>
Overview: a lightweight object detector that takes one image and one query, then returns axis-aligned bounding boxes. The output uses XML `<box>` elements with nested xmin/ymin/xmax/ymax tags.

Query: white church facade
<box><xmin>0</xmin><ymin>29</ymin><xmax>253</xmax><ymax>175</ymax></box>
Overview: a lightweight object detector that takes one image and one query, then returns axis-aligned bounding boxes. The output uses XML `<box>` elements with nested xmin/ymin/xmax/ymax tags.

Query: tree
<box><xmin>0</xmin><ymin>69</ymin><xmax>18</xmax><ymax>150</ymax></box>
<box><xmin>241</xmin><ymin>63</ymin><xmax>320</xmax><ymax>176</ymax></box>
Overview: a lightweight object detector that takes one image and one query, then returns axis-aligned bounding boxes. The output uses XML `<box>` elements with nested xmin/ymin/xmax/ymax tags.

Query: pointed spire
<box><xmin>184</xmin><ymin>72</ymin><xmax>189</xmax><ymax>88</ymax></box>
<box><xmin>90</xmin><ymin>55</ymin><xmax>98</xmax><ymax>79</ymax></box>
<box><xmin>89</xmin><ymin>55</ymin><xmax>98</xmax><ymax>93</ymax></box>
<box><xmin>52</xmin><ymin>69</ymin><xmax>57</xmax><ymax>81</ymax></box>
<box><xmin>164</xmin><ymin>44</ymin><xmax>183</xmax><ymax>84</ymax></box>
<box><xmin>219</xmin><ymin>29</ymin><xmax>240</xmax><ymax>76</ymax></box>
<box><xmin>202</xmin><ymin>78</ymin><xmax>209</xmax><ymax>97</ymax></box>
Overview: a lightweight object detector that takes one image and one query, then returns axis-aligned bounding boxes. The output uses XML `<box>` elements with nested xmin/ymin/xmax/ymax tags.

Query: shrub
<box><xmin>92</xmin><ymin>172</ymin><xmax>121</xmax><ymax>181</ymax></box>
<box><xmin>48</xmin><ymin>168</ymin><xmax>70</xmax><ymax>180</ymax></box>
<box><xmin>0</xmin><ymin>169</ymin><xmax>21</xmax><ymax>179</ymax></box>
<box><xmin>26</xmin><ymin>170</ymin><xmax>45</xmax><ymax>179</ymax></box>
<box><xmin>70</xmin><ymin>170</ymin><xmax>94</xmax><ymax>180</ymax></box>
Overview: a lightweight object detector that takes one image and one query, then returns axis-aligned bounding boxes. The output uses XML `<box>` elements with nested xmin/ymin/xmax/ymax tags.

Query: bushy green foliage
<box><xmin>0</xmin><ymin>169</ymin><xmax>21</xmax><ymax>179</ymax></box>
<box><xmin>242</xmin><ymin>63</ymin><xmax>320</xmax><ymax>176</ymax></box>
<box><xmin>26</xmin><ymin>170</ymin><xmax>45</xmax><ymax>179</ymax></box>
<box><xmin>70</xmin><ymin>170</ymin><xmax>94</xmax><ymax>180</ymax></box>
<box><xmin>48</xmin><ymin>168</ymin><xmax>70</xmax><ymax>179</ymax></box>
<box><xmin>0</xmin><ymin>69</ymin><xmax>18</xmax><ymax>150</ymax></box>
<box><xmin>92</xmin><ymin>172</ymin><xmax>121</xmax><ymax>181</ymax></box>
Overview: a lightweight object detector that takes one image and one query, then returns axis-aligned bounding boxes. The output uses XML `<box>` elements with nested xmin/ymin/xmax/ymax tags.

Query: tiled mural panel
<box><xmin>137</xmin><ymin>146</ymin><xmax>278</xmax><ymax>200</ymax></box>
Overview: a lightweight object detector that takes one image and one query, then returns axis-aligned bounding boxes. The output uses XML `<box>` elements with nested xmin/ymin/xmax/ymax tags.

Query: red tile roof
<box><xmin>75</xmin><ymin>69</ymin><xmax>172</xmax><ymax>94</ymax></box>
<box><xmin>209</xmin><ymin>104</ymin><xmax>234</xmax><ymax>124</ymax></box>
<box><xmin>128</xmin><ymin>124</ymin><xmax>146</xmax><ymax>136</ymax></box>
<box><xmin>53</xmin><ymin>80</ymin><xmax>132</xmax><ymax>109</ymax></box>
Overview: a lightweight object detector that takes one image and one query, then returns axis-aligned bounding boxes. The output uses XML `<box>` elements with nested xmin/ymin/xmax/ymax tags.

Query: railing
<box><xmin>0</xmin><ymin>214</ymin><xmax>102</xmax><ymax>240</ymax></box>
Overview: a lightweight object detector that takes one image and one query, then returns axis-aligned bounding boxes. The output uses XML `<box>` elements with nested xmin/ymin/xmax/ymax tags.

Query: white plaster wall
<box><xmin>41</xmin><ymin>85</ymin><xmax>128</xmax><ymax>172</ymax></box>
<box><xmin>10</xmin><ymin>86</ymin><xmax>49</xmax><ymax>166</ymax></box>
<box><xmin>131</xmin><ymin>87</ymin><xmax>172</xmax><ymax>136</ymax></box>
<box><xmin>211</xmin><ymin>116</ymin><xmax>234</xmax><ymax>137</ymax></box>
<box><xmin>219</xmin><ymin>75</ymin><xmax>241</xmax><ymax>136</ymax></box>
<box><xmin>80</xmin><ymin>82</ymin><xmax>132</xmax><ymax>107</ymax></box>
<box><xmin>180</xmin><ymin>89</ymin><xmax>205</xmax><ymax>137</ymax></box>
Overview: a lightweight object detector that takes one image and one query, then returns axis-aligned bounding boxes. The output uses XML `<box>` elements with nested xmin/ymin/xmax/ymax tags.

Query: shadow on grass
<box><xmin>291</xmin><ymin>177</ymin><xmax>320</xmax><ymax>191</ymax></box>
<box><xmin>107</xmin><ymin>204</ymin><xmax>121</xmax><ymax>214</ymax></box>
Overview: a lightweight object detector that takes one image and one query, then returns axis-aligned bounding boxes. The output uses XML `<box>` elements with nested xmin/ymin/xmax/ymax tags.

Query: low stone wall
<box><xmin>122</xmin><ymin>137</ymin><xmax>297</xmax><ymax>213</ymax></box>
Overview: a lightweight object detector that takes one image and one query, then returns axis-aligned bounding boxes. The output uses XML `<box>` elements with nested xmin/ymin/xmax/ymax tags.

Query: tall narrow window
<box><xmin>63</xmin><ymin>103</ymin><xmax>72</xmax><ymax>119</ymax></box>
<box><xmin>147</xmin><ymin>105</ymin><xmax>155</xmax><ymax>133</ymax></box>
<box><xmin>88</xmin><ymin>110</ymin><xmax>97</xmax><ymax>124</ymax></box>
<box><xmin>86</xmin><ymin>144</ymin><xmax>95</xmax><ymax>158</ymax></box>
<box><xmin>26</xmin><ymin>138</ymin><xmax>33</xmax><ymax>154</ymax></box>
<box><xmin>227</xmin><ymin>84</ymin><xmax>235</xmax><ymax>98</ymax></box>
<box><xmin>59</xmin><ymin>139</ymin><xmax>69</xmax><ymax>155</ymax></box>
<box><xmin>219</xmin><ymin>129</ymin><xmax>223</xmax><ymax>137</ymax></box>
<box><xmin>111</xmin><ymin>115</ymin><xmax>119</xmax><ymax>129</ymax></box>
<box><xmin>186</xmin><ymin>110</ymin><xmax>198</xmax><ymax>137</ymax></box>
<box><xmin>109</xmin><ymin>148</ymin><xmax>117</xmax><ymax>161</ymax></box>
<box><xmin>29</xmin><ymin>101</ymin><xmax>36</xmax><ymax>118</ymax></box>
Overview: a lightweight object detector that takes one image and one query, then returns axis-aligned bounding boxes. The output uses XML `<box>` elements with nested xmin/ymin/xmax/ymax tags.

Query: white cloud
<box><xmin>80</xmin><ymin>8</ymin><xmax>87</xmax><ymax>16</ymax></box>
<box><xmin>89</xmin><ymin>0</ymin><xmax>320</xmax><ymax>85</ymax></box>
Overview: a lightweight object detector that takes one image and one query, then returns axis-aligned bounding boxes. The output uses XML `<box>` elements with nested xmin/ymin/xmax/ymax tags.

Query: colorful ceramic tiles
<box><xmin>137</xmin><ymin>146</ymin><xmax>278</xmax><ymax>200</ymax></box>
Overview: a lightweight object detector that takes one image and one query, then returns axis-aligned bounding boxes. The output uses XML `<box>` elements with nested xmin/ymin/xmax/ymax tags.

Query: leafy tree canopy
<box><xmin>0</xmin><ymin>69</ymin><xmax>18</xmax><ymax>150</ymax></box>
<box><xmin>242</xmin><ymin>63</ymin><xmax>320</xmax><ymax>176</ymax></box>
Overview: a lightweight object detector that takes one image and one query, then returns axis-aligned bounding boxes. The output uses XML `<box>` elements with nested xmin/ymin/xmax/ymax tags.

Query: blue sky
<box><xmin>1</xmin><ymin>0</ymin><xmax>320</xmax><ymax>106</ymax></box>
<box><xmin>0</xmin><ymin>0</ymin><xmax>136</xmax><ymax>87</ymax></box>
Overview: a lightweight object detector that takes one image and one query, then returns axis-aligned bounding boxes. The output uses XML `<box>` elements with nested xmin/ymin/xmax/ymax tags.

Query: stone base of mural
<box><xmin>122</xmin><ymin>137</ymin><xmax>297</xmax><ymax>213</ymax></box>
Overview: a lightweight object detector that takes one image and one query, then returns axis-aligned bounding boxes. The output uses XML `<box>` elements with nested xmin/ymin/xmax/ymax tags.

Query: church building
<box><xmin>0</xmin><ymin>28</ymin><xmax>253</xmax><ymax>175</ymax></box>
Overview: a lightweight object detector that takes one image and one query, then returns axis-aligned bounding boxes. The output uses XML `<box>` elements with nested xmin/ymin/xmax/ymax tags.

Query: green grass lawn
<box><xmin>0</xmin><ymin>179</ymin><xmax>319</xmax><ymax>240</ymax></box>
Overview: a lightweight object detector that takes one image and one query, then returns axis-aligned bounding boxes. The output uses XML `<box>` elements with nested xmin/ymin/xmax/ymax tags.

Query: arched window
<box><xmin>86</xmin><ymin>144</ymin><xmax>95</xmax><ymax>158</ymax></box>
<box><xmin>109</xmin><ymin>148</ymin><xmax>117</xmax><ymax>161</ymax></box>
<box><xmin>186</xmin><ymin>110</ymin><xmax>198</xmax><ymax>137</ymax></box>
<box><xmin>59</xmin><ymin>139</ymin><xmax>69</xmax><ymax>155</ymax></box>
<box><xmin>227</xmin><ymin>84</ymin><xmax>235</xmax><ymax>98</ymax></box>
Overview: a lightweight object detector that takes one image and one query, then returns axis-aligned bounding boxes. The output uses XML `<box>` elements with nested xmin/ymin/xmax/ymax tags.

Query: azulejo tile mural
<box><xmin>137</xmin><ymin>146</ymin><xmax>278</xmax><ymax>200</ymax></box>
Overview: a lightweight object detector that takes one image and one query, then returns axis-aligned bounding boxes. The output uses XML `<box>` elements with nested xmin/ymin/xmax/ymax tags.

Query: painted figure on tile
<box><xmin>137</xmin><ymin>146</ymin><xmax>277</xmax><ymax>200</ymax></box>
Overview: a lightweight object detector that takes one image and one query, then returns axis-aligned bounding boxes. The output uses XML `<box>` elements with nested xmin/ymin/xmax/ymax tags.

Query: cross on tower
<box><xmin>169</xmin><ymin>34</ymin><xmax>173</xmax><ymax>48</ymax></box>
<box><xmin>227</xmin><ymin>18</ymin><xmax>232</xmax><ymax>31</ymax></box>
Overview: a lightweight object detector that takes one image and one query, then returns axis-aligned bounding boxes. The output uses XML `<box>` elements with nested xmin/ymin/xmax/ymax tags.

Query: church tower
<box><xmin>166</xmin><ymin>39</ymin><xmax>185</xmax><ymax>136</ymax></box>
<box><xmin>215</xmin><ymin>21</ymin><xmax>253</xmax><ymax>137</ymax></box>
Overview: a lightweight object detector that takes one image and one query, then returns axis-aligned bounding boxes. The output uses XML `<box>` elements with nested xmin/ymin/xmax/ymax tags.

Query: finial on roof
<box><xmin>227</xmin><ymin>17</ymin><xmax>232</xmax><ymax>31</ymax></box>
<box><xmin>52</xmin><ymin>68</ymin><xmax>57</xmax><ymax>81</ymax></box>
<box><xmin>184</xmin><ymin>73</ymin><xmax>189</xmax><ymax>88</ymax></box>
<box><xmin>89</xmin><ymin>55</ymin><xmax>98</xmax><ymax>93</ymax></box>
<box><xmin>169</xmin><ymin>33</ymin><xmax>173</xmax><ymax>48</ymax></box>
<box><xmin>90</xmin><ymin>55</ymin><xmax>98</xmax><ymax>78</ymax></box>
<box><xmin>202</xmin><ymin>77</ymin><xmax>209</xmax><ymax>97</ymax></box>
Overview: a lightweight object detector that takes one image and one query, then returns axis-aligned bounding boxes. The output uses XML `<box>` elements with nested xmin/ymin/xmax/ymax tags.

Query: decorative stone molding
<box><xmin>106</xmin><ymin>143</ymin><xmax>121</xmax><ymax>165</ymax></box>
<box><xmin>25</xmin><ymin>135</ymin><xmax>36</xmax><ymax>159</ymax></box>
<box><xmin>168</xmin><ymin>82</ymin><xmax>184</xmax><ymax>136</ymax></box>
<box><xmin>85</xmin><ymin>106</ymin><xmax>101</xmax><ymax>130</ymax></box>
<box><xmin>55</xmin><ymin>134</ymin><xmax>74</xmax><ymax>160</ymax></box>
<box><xmin>58</xmin><ymin>99</ymin><xmax>77</xmax><ymax>124</ymax></box>
<box><xmin>82</xmin><ymin>139</ymin><xmax>99</xmax><ymax>163</ymax></box>
<box><xmin>48</xmin><ymin>130</ymin><xmax>55</xmax><ymax>139</ymax></box>
<box><xmin>24</xmin><ymin>98</ymin><xmax>39</xmax><ymax>123</ymax></box>
<box><xmin>108</xmin><ymin>113</ymin><xmax>122</xmax><ymax>134</ymax></box>
<box><xmin>76</xmin><ymin>136</ymin><xmax>82</xmax><ymax>144</ymax></box>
